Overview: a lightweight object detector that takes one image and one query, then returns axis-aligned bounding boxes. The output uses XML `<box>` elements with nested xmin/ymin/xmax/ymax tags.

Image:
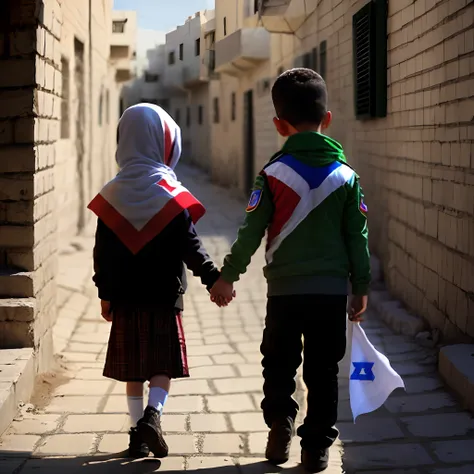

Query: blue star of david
<box><xmin>350</xmin><ymin>362</ymin><xmax>375</xmax><ymax>381</ymax></box>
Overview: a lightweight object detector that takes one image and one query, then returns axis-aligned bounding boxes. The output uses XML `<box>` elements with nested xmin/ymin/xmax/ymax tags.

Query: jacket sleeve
<box><xmin>92</xmin><ymin>219</ymin><xmax>113</xmax><ymax>301</ymax></box>
<box><xmin>181</xmin><ymin>211</ymin><xmax>220</xmax><ymax>290</ymax></box>
<box><xmin>343</xmin><ymin>177</ymin><xmax>371</xmax><ymax>295</ymax></box>
<box><xmin>220</xmin><ymin>174</ymin><xmax>273</xmax><ymax>283</ymax></box>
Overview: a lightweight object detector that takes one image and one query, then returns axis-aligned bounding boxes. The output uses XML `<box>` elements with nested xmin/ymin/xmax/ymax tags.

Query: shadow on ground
<box><xmin>0</xmin><ymin>452</ymin><xmax>310</xmax><ymax>474</ymax></box>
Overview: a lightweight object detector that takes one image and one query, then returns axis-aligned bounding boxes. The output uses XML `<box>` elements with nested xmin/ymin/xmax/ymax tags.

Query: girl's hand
<box><xmin>348</xmin><ymin>295</ymin><xmax>368</xmax><ymax>322</ymax></box>
<box><xmin>101</xmin><ymin>300</ymin><xmax>113</xmax><ymax>322</ymax></box>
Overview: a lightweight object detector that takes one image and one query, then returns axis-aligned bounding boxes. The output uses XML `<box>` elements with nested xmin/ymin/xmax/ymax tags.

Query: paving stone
<box><xmin>227</xmin><ymin>333</ymin><xmax>251</xmax><ymax>343</ymax></box>
<box><xmin>204</xmin><ymin>335</ymin><xmax>229</xmax><ymax>344</ymax></box>
<box><xmin>343</xmin><ymin>443</ymin><xmax>435</xmax><ymax>470</ymax></box>
<box><xmin>403</xmin><ymin>375</ymin><xmax>443</xmax><ymax>394</ymax></box>
<box><xmin>230</xmin><ymin>413</ymin><xmax>267</xmax><ymax>432</ymax></box>
<box><xmin>384</xmin><ymin>392</ymin><xmax>457</xmax><ymax>413</ymax></box>
<box><xmin>36</xmin><ymin>434</ymin><xmax>95</xmax><ymax>455</ymax></box>
<box><xmin>190</xmin><ymin>414</ymin><xmax>228</xmax><ymax>432</ymax></box>
<box><xmin>207</xmin><ymin>394</ymin><xmax>255</xmax><ymax>413</ymax></box>
<box><xmin>191</xmin><ymin>365</ymin><xmax>236</xmax><ymax>379</ymax></box>
<box><xmin>165</xmin><ymin>434</ymin><xmax>196</xmax><ymax>454</ymax></box>
<box><xmin>431</xmin><ymin>466</ymin><xmax>474</xmax><ymax>474</ymax></box>
<box><xmin>401</xmin><ymin>412</ymin><xmax>474</xmax><ymax>437</ymax></box>
<box><xmin>392</xmin><ymin>362</ymin><xmax>435</xmax><ymax>376</ymax></box>
<box><xmin>158</xmin><ymin>456</ymin><xmax>186</xmax><ymax>471</ymax></box>
<box><xmin>237</xmin><ymin>457</ymin><xmax>302</xmax><ymax>473</ymax></box>
<box><xmin>213</xmin><ymin>354</ymin><xmax>247</xmax><ymax>364</ymax></box>
<box><xmin>0</xmin><ymin>459</ymin><xmax>24</xmax><ymax>474</ymax></box>
<box><xmin>171</xmin><ymin>379</ymin><xmax>211</xmax><ymax>395</ymax></box>
<box><xmin>214</xmin><ymin>377</ymin><xmax>262</xmax><ymax>394</ymax></box>
<box><xmin>62</xmin><ymin>414</ymin><xmax>129</xmax><ymax>433</ymax></box>
<box><xmin>97</xmin><ymin>433</ymin><xmax>129</xmax><ymax>453</ymax></box>
<box><xmin>202</xmin><ymin>433</ymin><xmax>243</xmax><ymax>454</ymax></box>
<box><xmin>7</xmin><ymin>415</ymin><xmax>60</xmax><ymax>435</ymax></box>
<box><xmin>0</xmin><ymin>434</ymin><xmax>40</xmax><ymax>454</ymax></box>
<box><xmin>161</xmin><ymin>414</ymin><xmax>187</xmax><ymax>432</ymax></box>
<box><xmin>66</xmin><ymin>343</ymin><xmax>104</xmax><ymax>354</ymax></box>
<box><xmin>60</xmin><ymin>352</ymin><xmax>98</xmax><ymax>362</ymax></box>
<box><xmin>54</xmin><ymin>380</ymin><xmax>111</xmax><ymax>396</ymax></box>
<box><xmin>45</xmin><ymin>396</ymin><xmax>102</xmax><ymax>413</ymax></box>
<box><xmin>166</xmin><ymin>395</ymin><xmax>204</xmax><ymax>413</ymax></box>
<box><xmin>102</xmin><ymin>395</ymin><xmax>128</xmax><ymax>413</ymax></box>
<box><xmin>74</xmin><ymin>368</ymin><xmax>105</xmax><ymax>380</ymax></box>
<box><xmin>243</xmin><ymin>353</ymin><xmax>262</xmax><ymax>363</ymax></box>
<box><xmin>356</xmin><ymin>470</ymin><xmax>422</xmax><ymax>474</ymax></box>
<box><xmin>187</xmin><ymin>456</ymin><xmax>237</xmax><ymax>470</ymax></box>
<box><xmin>431</xmin><ymin>439</ymin><xmax>474</xmax><ymax>463</ymax></box>
<box><xmin>188</xmin><ymin>356</ymin><xmax>214</xmax><ymax>367</ymax></box>
<box><xmin>338</xmin><ymin>417</ymin><xmax>404</xmax><ymax>443</ymax></box>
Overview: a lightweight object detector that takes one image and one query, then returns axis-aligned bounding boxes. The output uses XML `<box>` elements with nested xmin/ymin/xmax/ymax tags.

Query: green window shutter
<box><xmin>353</xmin><ymin>0</ymin><xmax>387</xmax><ymax>119</ymax></box>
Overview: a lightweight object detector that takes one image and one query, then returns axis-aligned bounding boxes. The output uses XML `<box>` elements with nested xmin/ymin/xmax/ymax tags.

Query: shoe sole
<box><xmin>266</xmin><ymin>456</ymin><xmax>290</xmax><ymax>466</ymax></box>
<box><xmin>137</xmin><ymin>423</ymin><xmax>169</xmax><ymax>458</ymax></box>
<box><xmin>128</xmin><ymin>448</ymin><xmax>150</xmax><ymax>459</ymax></box>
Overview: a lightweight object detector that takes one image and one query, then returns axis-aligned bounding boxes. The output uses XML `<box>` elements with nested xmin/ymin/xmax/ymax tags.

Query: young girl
<box><xmin>88</xmin><ymin>104</ymin><xmax>220</xmax><ymax>458</ymax></box>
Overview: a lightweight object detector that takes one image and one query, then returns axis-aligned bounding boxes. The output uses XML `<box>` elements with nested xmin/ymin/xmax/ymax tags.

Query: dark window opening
<box><xmin>60</xmin><ymin>57</ymin><xmax>70</xmax><ymax>138</ymax></box>
<box><xmin>311</xmin><ymin>47</ymin><xmax>318</xmax><ymax>72</ymax></box>
<box><xmin>254</xmin><ymin>0</ymin><xmax>259</xmax><ymax>14</ymax></box>
<box><xmin>98</xmin><ymin>91</ymin><xmax>103</xmax><ymax>126</ymax></box>
<box><xmin>112</xmin><ymin>20</ymin><xmax>127</xmax><ymax>33</ymax></box>
<box><xmin>319</xmin><ymin>41</ymin><xmax>327</xmax><ymax>80</ymax></box>
<box><xmin>168</xmin><ymin>51</ymin><xmax>175</xmax><ymax>65</ymax></box>
<box><xmin>223</xmin><ymin>17</ymin><xmax>227</xmax><ymax>36</ymax></box>
<box><xmin>213</xmin><ymin>97</ymin><xmax>219</xmax><ymax>123</ymax></box>
<box><xmin>179</xmin><ymin>43</ymin><xmax>184</xmax><ymax>60</ymax></box>
<box><xmin>277</xmin><ymin>66</ymin><xmax>284</xmax><ymax>76</ymax></box>
<box><xmin>352</xmin><ymin>0</ymin><xmax>387</xmax><ymax>119</ymax></box>
<box><xmin>231</xmin><ymin>92</ymin><xmax>236</xmax><ymax>121</ymax></box>
<box><xmin>105</xmin><ymin>89</ymin><xmax>110</xmax><ymax>124</ymax></box>
<box><xmin>186</xmin><ymin>106</ymin><xmax>191</xmax><ymax>127</ymax></box>
<box><xmin>195</xmin><ymin>38</ymin><xmax>201</xmax><ymax>56</ymax></box>
<box><xmin>175</xmin><ymin>108</ymin><xmax>181</xmax><ymax>125</ymax></box>
<box><xmin>144</xmin><ymin>72</ymin><xmax>159</xmax><ymax>82</ymax></box>
<box><xmin>198</xmin><ymin>105</ymin><xmax>203</xmax><ymax>125</ymax></box>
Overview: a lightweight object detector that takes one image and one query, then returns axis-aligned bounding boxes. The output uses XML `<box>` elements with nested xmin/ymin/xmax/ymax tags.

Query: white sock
<box><xmin>148</xmin><ymin>387</ymin><xmax>168</xmax><ymax>415</ymax></box>
<box><xmin>127</xmin><ymin>396</ymin><xmax>144</xmax><ymax>427</ymax></box>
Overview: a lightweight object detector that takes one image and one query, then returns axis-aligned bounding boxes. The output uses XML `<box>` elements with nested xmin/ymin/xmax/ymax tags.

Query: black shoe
<box><xmin>265</xmin><ymin>417</ymin><xmax>295</xmax><ymax>465</ymax></box>
<box><xmin>301</xmin><ymin>448</ymin><xmax>329</xmax><ymax>473</ymax></box>
<box><xmin>137</xmin><ymin>406</ymin><xmax>169</xmax><ymax>458</ymax></box>
<box><xmin>128</xmin><ymin>427</ymin><xmax>150</xmax><ymax>458</ymax></box>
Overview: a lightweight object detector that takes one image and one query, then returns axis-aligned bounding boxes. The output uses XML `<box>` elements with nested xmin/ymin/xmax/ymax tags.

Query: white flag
<box><xmin>349</xmin><ymin>323</ymin><xmax>405</xmax><ymax>421</ymax></box>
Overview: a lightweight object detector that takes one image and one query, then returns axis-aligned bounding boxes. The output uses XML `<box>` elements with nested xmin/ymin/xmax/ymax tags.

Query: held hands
<box><xmin>101</xmin><ymin>300</ymin><xmax>113</xmax><ymax>322</ymax></box>
<box><xmin>348</xmin><ymin>295</ymin><xmax>368</xmax><ymax>323</ymax></box>
<box><xmin>210</xmin><ymin>277</ymin><xmax>236</xmax><ymax>307</ymax></box>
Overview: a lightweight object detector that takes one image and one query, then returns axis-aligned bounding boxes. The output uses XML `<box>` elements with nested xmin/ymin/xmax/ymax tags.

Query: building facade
<box><xmin>260</xmin><ymin>0</ymin><xmax>474</xmax><ymax>342</ymax></box>
<box><xmin>0</xmin><ymin>0</ymin><xmax>135</xmax><ymax>381</ymax></box>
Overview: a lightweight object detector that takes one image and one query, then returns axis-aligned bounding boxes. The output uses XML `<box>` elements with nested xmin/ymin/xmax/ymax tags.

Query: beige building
<box><xmin>0</xmin><ymin>0</ymin><xmax>135</xmax><ymax>432</ymax></box>
<box><xmin>259</xmin><ymin>0</ymin><xmax>474</xmax><ymax>342</ymax></box>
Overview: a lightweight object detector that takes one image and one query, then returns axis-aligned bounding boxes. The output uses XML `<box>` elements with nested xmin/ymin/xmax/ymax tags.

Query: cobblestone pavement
<box><xmin>1</xmin><ymin>166</ymin><xmax>473</xmax><ymax>474</ymax></box>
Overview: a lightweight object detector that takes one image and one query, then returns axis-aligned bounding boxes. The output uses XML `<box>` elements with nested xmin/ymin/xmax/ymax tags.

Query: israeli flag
<box><xmin>349</xmin><ymin>323</ymin><xmax>405</xmax><ymax>421</ymax></box>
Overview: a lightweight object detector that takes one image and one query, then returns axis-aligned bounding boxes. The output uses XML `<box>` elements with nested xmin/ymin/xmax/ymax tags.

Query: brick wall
<box><xmin>286</xmin><ymin>0</ymin><xmax>474</xmax><ymax>341</ymax></box>
<box><xmin>0</xmin><ymin>0</ymin><xmax>62</xmax><ymax>370</ymax></box>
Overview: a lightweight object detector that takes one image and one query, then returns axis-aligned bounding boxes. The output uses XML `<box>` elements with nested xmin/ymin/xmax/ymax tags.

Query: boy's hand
<box><xmin>101</xmin><ymin>300</ymin><xmax>113</xmax><ymax>322</ymax></box>
<box><xmin>210</xmin><ymin>278</ymin><xmax>235</xmax><ymax>307</ymax></box>
<box><xmin>348</xmin><ymin>295</ymin><xmax>368</xmax><ymax>322</ymax></box>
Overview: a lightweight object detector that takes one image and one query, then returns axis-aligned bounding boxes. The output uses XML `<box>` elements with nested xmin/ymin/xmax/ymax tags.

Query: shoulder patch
<box><xmin>359</xmin><ymin>198</ymin><xmax>368</xmax><ymax>214</ymax></box>
<box><xmin>246</xmin><ymin>189</ymin><xmax>263</xmax><ymax>213</ymax></box>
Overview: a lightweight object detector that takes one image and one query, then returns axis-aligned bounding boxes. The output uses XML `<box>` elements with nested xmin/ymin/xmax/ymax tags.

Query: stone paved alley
<box><xmin>0</xmin><ymin>167</ymin><xmax>473</xmax><ymax>474</ymax></box>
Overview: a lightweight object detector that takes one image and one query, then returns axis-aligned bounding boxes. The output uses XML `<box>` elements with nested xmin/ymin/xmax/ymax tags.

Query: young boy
<box><xmin>211</xmin><ymin>69</ymin><xmax>370</xmax><ymax>472</ymax></box>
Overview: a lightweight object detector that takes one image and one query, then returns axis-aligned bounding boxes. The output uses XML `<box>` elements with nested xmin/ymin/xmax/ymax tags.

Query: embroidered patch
<box><xmin>246</xmin><ymin>189</ymin><xmax>263</xmax><ymax>212</ymax></box>
<box><xmin>359</xmin><ymin>199</ymin><xmax>368</xmax><ymax>214</ymax></box>
<box><xmin>350</xmin><ymin>362</ymin><xmax>375</xmax><ymax>381</ymax></box>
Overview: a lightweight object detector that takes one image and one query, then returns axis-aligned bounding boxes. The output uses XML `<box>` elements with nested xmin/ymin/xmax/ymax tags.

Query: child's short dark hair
<box><xmin>272</xmin><ymin>68</ymin><xmax>328</xmax><ymax>127</ymax></box>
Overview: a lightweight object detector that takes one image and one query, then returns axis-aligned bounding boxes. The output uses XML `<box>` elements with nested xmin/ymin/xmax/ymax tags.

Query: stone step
<box><xmin>0</xmin><ymin>348</ymin><xmax>36</xmax><ymax>436</ymax></box>
<box><xmin>0</xmin><ymin>298</ymin><xmax>35</xmax><ymax>349</ymax></box>
<box><xmin>0</xmin><ymin>269</ymin><xmax>34</xmax><ymax>298</ymax></box>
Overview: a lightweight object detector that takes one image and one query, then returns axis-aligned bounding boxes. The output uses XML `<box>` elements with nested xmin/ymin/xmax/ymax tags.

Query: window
<box><xmin>277</xmin><ymin>66</ymin><xmax>284</xmax><ymax>76</ymax></box>
<box><xmin>254</xmin><ymin>0</ymin><xmax>259</xmax><ymax>14</ymax></box>
<box><xmin>98</xmin><ymin>91</ymin><xmax>103</xmax><ymax>126</ymax></box>
<box><xmin>144</xmin><ymin>72</ymin><xmax>159</xmax><ymax>82</ymax></box>
<box><xmin>175</xmin><ymin>108</ymin><xmax>181</xmax><ymax>125</ymax></box>
<box><xmin>112</xmin><ymin>20</ymin><xmax>127</xmax><ymax>33</ymax></box>
<box><xmin>311</xmin><ymin>47</ymin><xmax>318</xmax><ymax>72</ymax></box>
<box><xmin>168</xmin><ymin>51</ymin><xmax>175</xmax><ymax>65</ymax></box>
<box><xmin>303</xmin><ymin>52</ymin><xmax>312</xmax><ymax>69</ymax></box>
<box><xmin>195</xmin><ymin>38</ymin><xmax>201</xmax><ymax>56</ymax></box>
<box><xmin>223</xmin><ymin>17</ymin><xmax>227</xmax><ymax>36</ymax></box>
<box><xmin>60</xmin><ymin>57</ymin><xmax>70</xmax><ymax>138</ymax></box>
<box><xmin>213</xmin><ymin>97</ymin><xmax>219</xmax><ymax>123</ymax></box>
<box><xmin>352</xmin><ymin>0</ymin><xmax>387</xmax><ymax>119</ymax></box>
<box><xmin>179</xmin><ymin>43</ymin><xmax>184</xmax><ymax>60</ymax></box>
<box><xmin>231</xmin><ymin>92</ymin><xmax>236</xmax><ymax>121</ymax></box>
<box><xmin>319</xmin><ymin>41</ymin><xmax>327</xmax><ymax>80</ymax></box>
<box><xmin>186</xmin><ymin>107</ymin><xmax>191</xmax><ymax>127</ymax></box>
<box><xmin>105</xmin><ymin>89</ymin><xmax>110</xmax><ymax>124</ymax></box>
<box><xmin>198</xmin><ymin>105</ymin><xmax>203</xmax><ymax>125</ymax></box>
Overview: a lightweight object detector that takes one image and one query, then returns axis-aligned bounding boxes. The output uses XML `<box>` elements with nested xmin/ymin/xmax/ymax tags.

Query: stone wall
<box><xmin>281</xmin><ymin>0</ymin><xmax>474</xmax><ymax>341</ymax></box>
<box><xmin>0</xmin><ymin>0</ymin><xmax>62</xmax><ymax>372</ymax></box>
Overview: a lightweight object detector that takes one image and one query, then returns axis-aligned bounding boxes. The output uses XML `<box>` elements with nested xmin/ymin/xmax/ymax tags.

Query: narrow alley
<box><xmin>0</xmin><ymin>167</ymin><xmax>473</xmax><ymax>474</ymax></box>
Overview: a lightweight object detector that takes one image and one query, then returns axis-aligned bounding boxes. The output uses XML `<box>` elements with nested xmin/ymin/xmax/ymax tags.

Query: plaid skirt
<box><xmin>103</xmin><ymin>303</ymin><xmax>189</xmax><ymax>382</ymax></box>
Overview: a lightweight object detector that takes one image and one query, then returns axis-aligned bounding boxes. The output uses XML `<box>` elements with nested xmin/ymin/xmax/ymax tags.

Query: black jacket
<box><xmin>92</xmin><ymin>211</ymin><xmax>220</xmax><ymax>310</ymax></box>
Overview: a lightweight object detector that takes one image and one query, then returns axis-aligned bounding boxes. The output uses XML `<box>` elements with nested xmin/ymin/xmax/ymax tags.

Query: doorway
<box><xmin>243</xmin><ymin>90</ymin><xmax>255</xmax><ymax>194</ymax></box>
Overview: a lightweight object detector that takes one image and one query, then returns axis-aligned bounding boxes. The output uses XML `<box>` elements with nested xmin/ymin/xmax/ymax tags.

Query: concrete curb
<box><xmin>0</xmin><ymin>348</ymin><xmax>36</xmax><ymax>436</ymax></box>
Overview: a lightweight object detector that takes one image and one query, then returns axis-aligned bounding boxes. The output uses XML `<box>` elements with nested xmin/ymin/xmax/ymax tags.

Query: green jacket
<box><xmin>221</xmin><ymin>132</ymin><xmax>371</xmax><ymax>296</ymax></box>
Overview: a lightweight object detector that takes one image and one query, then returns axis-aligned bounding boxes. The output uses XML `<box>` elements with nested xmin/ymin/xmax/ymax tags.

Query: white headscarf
<box><xmin>88</xmin><ymin>104</ymin><xmax>205</xmax><ymax>254</ymax></box>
